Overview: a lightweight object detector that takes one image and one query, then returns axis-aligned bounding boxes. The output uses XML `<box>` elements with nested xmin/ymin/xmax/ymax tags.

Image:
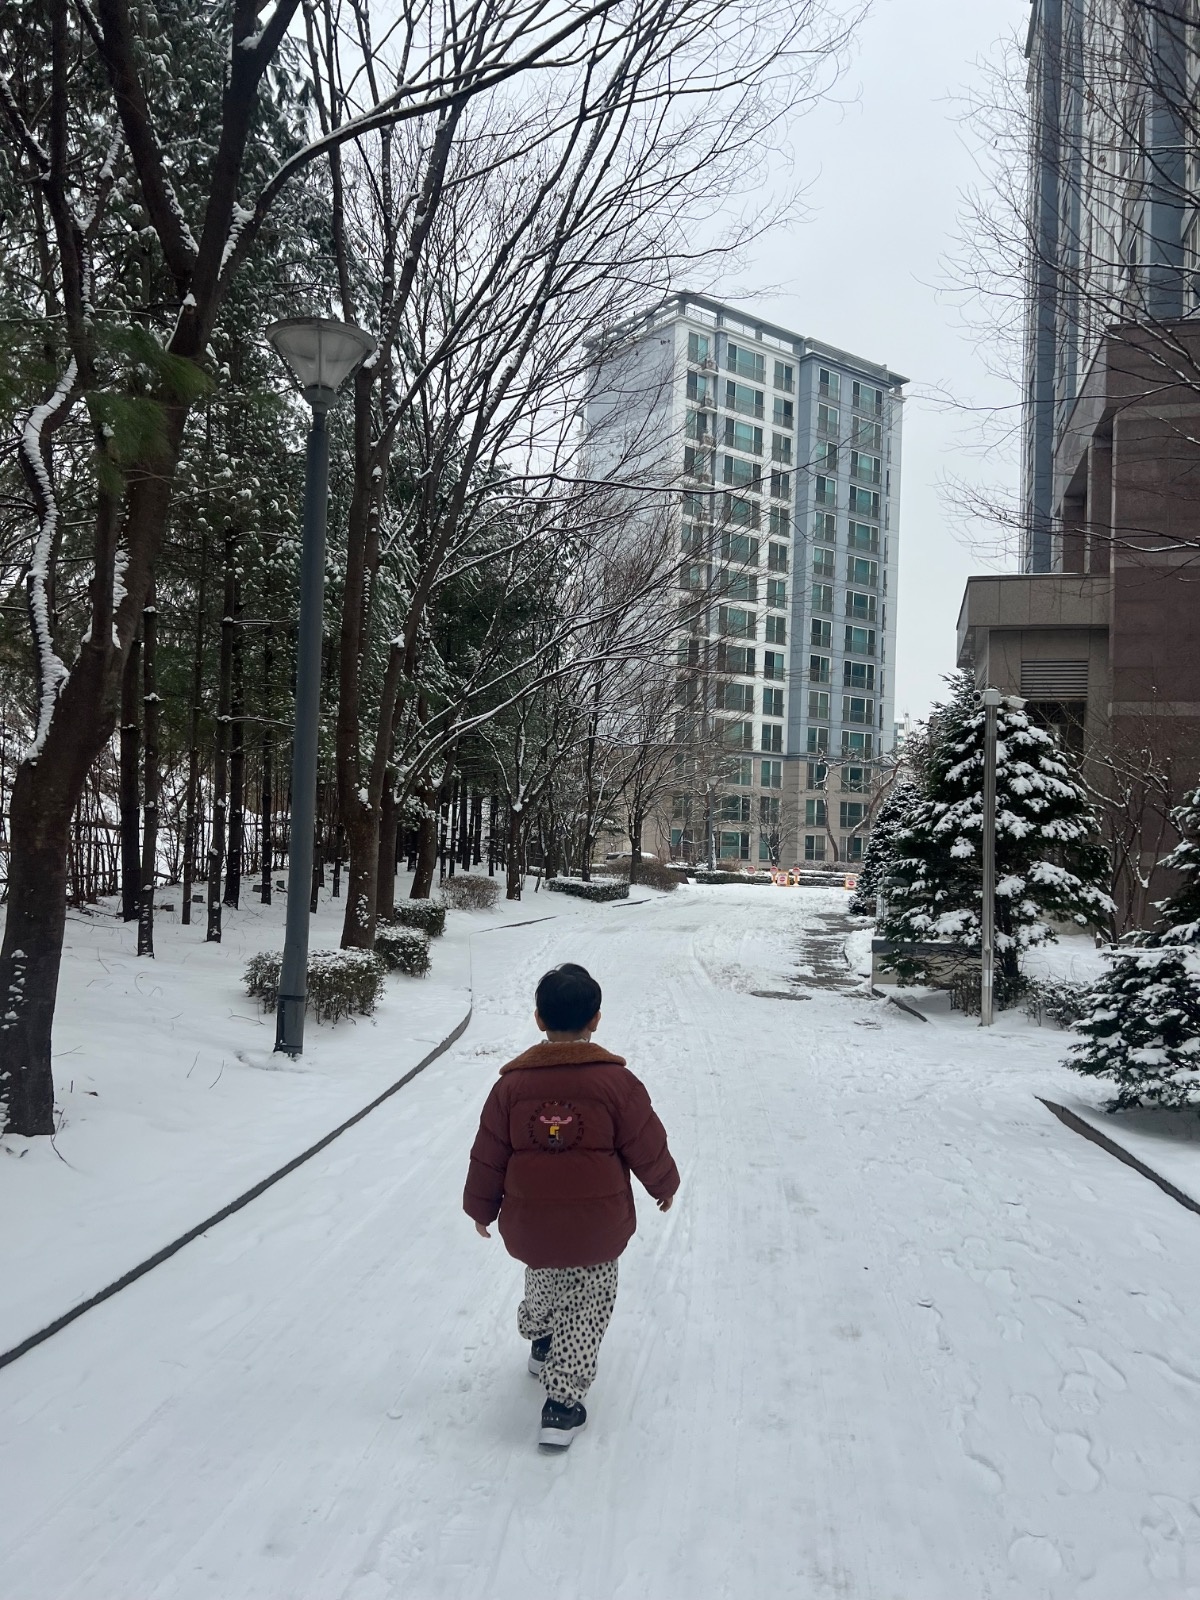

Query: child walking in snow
<box><xmin>463</xmin><ymin>963</ymin><xmax>680</xmax><ymax>1449</ymax></box>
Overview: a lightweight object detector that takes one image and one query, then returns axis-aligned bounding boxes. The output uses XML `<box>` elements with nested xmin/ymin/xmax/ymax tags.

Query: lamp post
<box><xmin>979</xmin><ymin>686</ymin><xmax>1003</xmax><ymax>1027</ymax></box>
<box><xmin>266</xmin><ymin>316</ymin><xmax>375</xmax><ymax>1056</ymax></box>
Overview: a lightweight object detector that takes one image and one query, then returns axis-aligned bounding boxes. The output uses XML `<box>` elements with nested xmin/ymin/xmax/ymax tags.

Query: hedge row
<box><xmin>440</xmin><ymin>874</ymin><xmax>500</xmax><ymax>911</ymax></box>
<box><xmin>691</xmin><ymin>870</ymin><xmax>773</xmax><ymax>886</ymax></box>
<box><xmin>381</xmin><ymin>898</ymin><xmax>446</xmax><ymax>938</ymax></box>
<box><xmin>374</xmin><ymin>926</ymin><xmax>432</xmax><ymax>977</ymax></box>
<box><xmin>244</xmin><ymin>948</ymin><xmax>386</xmax><ymax>1023</ymax></box>
<box><xmin>546</xmin><ymin>877</ymin><xmax>630</xmax><ymax>902</ymax></box>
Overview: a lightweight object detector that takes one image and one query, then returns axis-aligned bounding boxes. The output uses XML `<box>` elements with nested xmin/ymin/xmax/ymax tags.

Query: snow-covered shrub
<box><xmin>1066</xmin><ymin>948</ymin><xmax>1200</xmax><ymax>1110</ymax></box>
<box><xmin>692</xmin><ymin>869</ymin><xmax>772</xmax><ymax>885</ymax></box>
<box><xmin>605</xmin><ymin>859</ymin><xmax>679</xmax><ymax>892</ymax></box>
<box><xmin>1024</xmin><ymin>977</ymin><xmax>1090</xmax><ymax>1029</ymax></box>
<box><xmin>946</xmin><ymin>965</ymin><xmax>1028</xmax><ymax>1016</ymax></box>
<box><xmin>546</xmin><ymin>877</ymin><xmax>629</xmax><ymax>902</ymax></box>
<box><xmin>381</xmin><ymin>898</ymin><xmax>446</xmax><ymax>938</ymax></box>
<box><xmin>879</xmin><ymin>671</ymin><xmax>1112</xmax><ymax>988</ymax></box>
<box><xmin>440</xmin><ymin>874</ymin><xmax>499</xmax><ymax>911</ymax></box>
<box><xmin>1152</xmin><ymin>784</ymin><xmax>1200</xmax><ymax>944</ymax></box>
<box><xmin>374</xmin><ymin>926</ymin><xmax>432</xmax><ymax>977</ymax></box>
<box><xmin>849</xmin><ymin>780</ymin><xmax>916</xmax><ymax>916</ymax></box>
<box><xmin>244</xmin><ymin>949</ymin><xmax>386</xmax><ymax>1023</ymax></box>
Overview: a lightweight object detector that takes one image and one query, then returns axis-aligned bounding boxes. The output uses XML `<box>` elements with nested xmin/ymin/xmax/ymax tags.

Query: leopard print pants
<box><xmin>517</xmin><ymin>1260</ymin><xmax>619</xmax><ymax>1406</ymax></box>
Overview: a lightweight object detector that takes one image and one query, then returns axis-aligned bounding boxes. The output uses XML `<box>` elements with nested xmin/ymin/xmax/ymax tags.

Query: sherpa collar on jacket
<box><xmin>499</xmin><ymin>1041</ymin><xmax>626</xmax><ymax>1074</ymax></box>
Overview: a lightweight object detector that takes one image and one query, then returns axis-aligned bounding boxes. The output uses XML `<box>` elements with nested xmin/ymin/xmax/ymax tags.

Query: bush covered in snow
<box><xmin>373</xmin><ymin>926</ymin><xmax>432</xmax><ymax>977</ymax></box>
<box><xmin>879</xmin><ymin>672</ymin><xmax>1111</xmax><ymax>994</ymax></box>
<box><xmin>692</xmin><ymin>869</ymin><xmax>772</xmax><ymax>885</ymax></box>
<box><xmin>1023</xmin><ymin>977</ymin><xmax>1091</xmax><ymax>1029</ymax></box>
<box><xmin>849</xmin><ymin>780</ymin><xmax>916</xmax><ymax>916</ymax></box>
<box><xmin>546</xmin><ymin>876</ymin><xmax>629</xmax><ymax>902</ymax></box>
<box><xmin>244</xmin><ymin>949</ymin><xmax>386</xmax><ymax>1023</ymax></box>
<box><xmin>440</xmin><ymin>874</ymin><xmax>499</xmax><ymax>911</ymax></box>
<box><xmin>605</xmin><ymin>858</ymin><xmax>679</xmax><ymax>892</ymax></box>
<box><xmin>381</xmin><ymin>898</ymin><xmax>446</xmax><ymax>938</ymax></box>
<box><xmin>1066</xmin><ymin>948</ymin><xmax>1200</xmax><ymax>1110</ymax></box>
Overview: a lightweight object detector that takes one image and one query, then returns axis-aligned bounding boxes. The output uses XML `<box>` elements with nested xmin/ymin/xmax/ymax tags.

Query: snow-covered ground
<box><xmin>4</xmin><ymin>885</ymin><xmax>1200</xmax><ymax>1598</ymax></box>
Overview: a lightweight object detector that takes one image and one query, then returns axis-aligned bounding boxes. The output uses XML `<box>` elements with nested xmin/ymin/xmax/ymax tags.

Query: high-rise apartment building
<box><xmin>584</xmin><ymin>293</ymin><xmax>906</xmax><ymax>868</ymax></box>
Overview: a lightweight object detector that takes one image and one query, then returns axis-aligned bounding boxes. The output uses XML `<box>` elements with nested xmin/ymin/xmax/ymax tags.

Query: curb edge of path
<box><xmin>1038</xmin><ymin>1097</ymin><xmax>1200</xmax><ymax>1220</ymax></box>
<box><xmin>0</xmin><ymin>1007</ymin><xmax>473</xmax><ymax>1374</ymax></box>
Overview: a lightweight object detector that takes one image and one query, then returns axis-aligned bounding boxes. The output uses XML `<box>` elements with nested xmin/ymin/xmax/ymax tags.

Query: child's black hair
<box><xmin>536</xmin><ymin>963</ymin><xmax>602</xmax><ymax>1034</ymax></box>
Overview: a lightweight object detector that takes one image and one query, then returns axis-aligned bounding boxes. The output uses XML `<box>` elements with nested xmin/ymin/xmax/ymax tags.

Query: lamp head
<box><xmin>266</xmin><ymin>316</ymin><xmax>376</xmax><ymax>408</ymax></box>
<box><xmin>981</xmin><ymin>687</ymin><xmax>1003</xmax><ymax>708</ymax></box>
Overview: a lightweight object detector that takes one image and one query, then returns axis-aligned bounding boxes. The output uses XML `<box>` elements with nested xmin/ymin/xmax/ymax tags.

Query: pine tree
<box><xmin>1066</xmin><ymin>949</ymin><xmax>1200</xmax><ymax>1110</ymax></box>
<box><xmin>879</xmin><ymin>672</ymin><xmax>1111</xmax><ymax>991</ymax></box>
<box><xmin>1153</xmin><ymin>784</ymin><xmax>1200</xmax><ymax>945</ymax></box>
<box><xmin>849</xmin><ymin>779</ymin><xmax>916</xmax><ymax>916</ymax></box>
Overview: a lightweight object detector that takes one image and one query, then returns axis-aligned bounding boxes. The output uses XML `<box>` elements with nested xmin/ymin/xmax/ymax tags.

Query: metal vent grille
<box><xmin>1019</xmin><ymin>660</ymin><xmax>1089</xmax><ymax>698</ymax></box>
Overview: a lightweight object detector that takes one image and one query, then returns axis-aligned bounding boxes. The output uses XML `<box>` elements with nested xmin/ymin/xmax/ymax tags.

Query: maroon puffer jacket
<box><xmin>463</xmin><ymin>1041</ymin><xmax>680</xmax><ymax>1268</ymax></box>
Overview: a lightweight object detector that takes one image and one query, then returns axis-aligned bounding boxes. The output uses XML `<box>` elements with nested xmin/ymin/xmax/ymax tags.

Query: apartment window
<box><xmin>804</xmin><ymin>834</ymin><xmax>826</xmax><ymax>861</ymax></box>
<box><xmin>841</xmin><ymin>730</ymin><xmax>874</xmax><ymax>758</ymax></box>
<box><xmin>840</xmin><ymin>765</ymin><xmax>869</xmax><ymax>792</ymax></box>
<box><xmin>815</xmin><ymin>441</ymin><xmax>838</xmax><ymax>473</ymax></box>
<box><xmin>845</xmin><ymin>625</ymin><xmax>876</xmax><ymax>656</ymax></box>
<box><xmin>761</xmin><ymin>723</ymin><xmax>782</xmax><ymax>753</ymax></box>
<box><xmin>725</xmin><ymin>379</ymin><xmax>764</xmax><ymax>418</ymax></box>
<box><xmin>680</xmin><ymin>562</ymin><xmax>705</xmax><ymax>591</ymax></box>
<box><xmin>808</xmin><ymin>690</ymin><xmax>830</xmax><ymax>720</ymax></box>
<box><xmin>849</xmin><ymin>486</ymin><xmax>880</xmax><ymax>519</ymax></box>
<box><xmin>719</xmin><ymin>830</ymin><xmax>751</xmax><ymax>861</ymax></box>
<box><xmin>811</xmin><ymin>583</ymin><xmax>834</xmax><ymax>613</ymax></box>
<box><xmin>687</xmin><ymin>330</ymin><xmax>710</xmax><ymax>364</ymax></box>
<box><xmin>724</xmin><ymin>418</ymin><xmax>763</xmax><ymax>455</ymax></box>
<box><xmin>843</xmin><ymin>661</ymin><xmax>875</xmax><ymax>691</ymax></box>
<box><xmin>807</xmin><ymin>761</ymin><xmax>828</xmax><ymax>788</ymax></box>
<box><xmin>774</xmin><ymin>360</ymin><xmax>794</xmax><ymax>392</ymax></box>
<box><xmin>718</xmin><ymin>643</ymin><xmax>755</xmax><ymax>676</ymax></box>
<box><xmin>766</xmin><ymin>578</ymin><xmax>787</xmax><ymax>609</ymax></box>
<box><xmin>730</xmin><ymin>758</ymin><xmax>753</xmax><ymax>786</ymax></box>
<box><xmin>770</xmin><ymin>471</ymin><xmax>791</xmax><ymax>499</ymax></box>
<box><xmin>763</xmin><ymin>687</ymin><xmax>784</xmax><ymax>717</ymax></box>
<box><xmin>677</xmin><ymin>599</ymin><xmax>704</xmax><ymax>634</ymax></box>
<box><xmin>852</xmin><ymin>418</ymin><xmax>882</xmax><ymax>450</ymax></box>
<box><xmin>843</xmin><ymin>834</ymin><xmax>865</xmax><ymax>863</ymax></box>
<box><xmin>761</xmin><ymin>760</ymin><xmax>782</xmax><ymax>789</ymax></box>
<box><xmin>817</xmin><ymin>402</ymin><xmax>840</xmax><ymax>434</ymax></box>
<box><xmin>849</xmin><ymin>451</ymin><xmax>881</xmax><ymax>484</ymax></box>
<box><xmin>810</xmin><ymin>618</ymin><xmax>832</xmax><ymax>649</ymax></box>
<box><xmin>767</xmin><ymin>541</ymin><xmax>788</xmax><ymax>573</ymax></box>
<box><xmin>727</xmin><ymin>343</ymin><xmax>765</xmax><ymax>383</ymax></box>
<box><xmin>721</xmin><ymin>532</ymin><xmax>759</xmax><ymax>565</ymax></box>
<box><xmin>772</xmin><ymin>433</ymin><xmax>793</xmax><ymax>465</ymax></box>
<box><xmin>843</xmin><ymin>695</ymin><xmax>874</xmax><ymax>725</ymax></box>
<box><xmin>815</xmin><ymin>476</ymin><xmax>836</xmax><ymax>507</ymax></box>
<box><xmin>717</xmin><ymin>681</ymin><xmax>754</xmax><ymax>713</ymax></box>
<box><xmin>766</xmin><ymin>615</ymin><xmax>787</xmax><ymax>644</ymax></box>
<box><xmin>848</xmin><ymin>521</ymin><xmax>877</xmax><ymax>552</ymax></box>
<box><xmin>813</xmin><ymin>511</ymin><xmax>836</xmax><ymax>541</ymax></box>
<box><xmin>675</xmin><ymin>674</ymin><xmax>698</xmax><ymax>706</ymax></box>
<box><xmin>720</xmin><ymin>794</ymin><xmax>752</xmax><ymax>824</ymax></box>
<box><xmin>852</xmin><ymin>380</ymin><xmax>883</xmax><ymax>415</ymax></box>
<box><xmin>818</xmin><ymin>367</ymin><xmax>840</xmax><ymax>400</ymax></box>
<box><xmin>773</xmin><ymin>397</ymin><xmax>794</xmax><ymax>428</ymax></box>
<box><xmin>722</xmin><ymin>455</ymin><xmax>759</xmax><ymax>490</ymax></box>
<box><xmin>812</xmin><ymin>547</ymin><xmax>835</xmax><ymax>579</ymax></box>
<box><xmin>686</xmin><ymin>369</ymin><xmax>714</xmax><ymax>405</ymax></box>
<box><xmin>760</xmin><ymin>796</ymin><xmax>781</xmax><ymax>826</ymax></box>
<box><xmin>684</xmin><ymin>446</ymin><xmax>712</xmax><ymax>481</ymax></box>
<box><xmin>718</xmin><ymin>605</ymin><xmax>756</xmax><ymax>638</ymax></box>
<box><xmin>806</xmin><ymin>727</ymin><xmax>829</xmax><ymax>754</ymax></box>
<box><xmin>723</xmin><ymin>719</ymin><xmax>754</xmax><ymax>749</ymax></box>
<box><xmin>839</xmin><ymin>801</ymin><xmax>867</xmax><ymax>830</ymax></box>
<box><xmin>847</xmin><ymin>591</ymin><xmax>877</xmax><ymax>623</ymax></box>
<box><xmin>809</xmin><ymin>654</ymin><xmax>830</xmax><ymax>684</ymax></box>
<box><xmin>847</xmin><ymin>556</ymin><xmax>878</xmax><ymax>588</ymax></box>
<box><xmin>682</xmin><ymin>492</ymin><xmax>708</xmax><ymax>521</ymax></box>
<box><xmin>763</xmin><ymin>650</ymin><xmax>785</xmax><ymax>680</ymax></box>
<box><xmin>680</xmin><ymin>524</ymin><xmax>704</xmax><ymax>555</ymax></box>
<box><xmin>722</xmin><ymin>570</ymin><xmax>758</xmax><ymax>603</ymax></box>
<box><xmin>804</xmin><ymin>798</ymin><xmax>827</xmax><ymax>828</ymax></box>
<box><xmin>723</xmin><ymin>493</ymin><xmax>760</xmax><ymax>528</ymax></box>
<box><xmin>677</xmin><ymin>638</ymin><xmax>701</xmax><ymax>669</ymax></box>
<box><xmin>686</xmin><ymin>409</ymin><xmax>713</xmax><ymax>441</ymax></box>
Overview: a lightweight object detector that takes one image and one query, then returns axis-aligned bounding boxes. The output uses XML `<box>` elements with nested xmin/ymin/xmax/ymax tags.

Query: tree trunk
<box><xmin>629</xmin><ymin>809</ymin><xmax>644</xmax><ymax>884</ymax></box>
<box><xmin>224</xmin><ymin>564</ymin><xmax>244</xmax><ymax>908</ymax></box>
<box><xmin>412</xmin><ymin>788</ymin><xmax>439</xmax><ymax>899</ymax></box>
<box><xmin>180</xmin><ymin>526</ymin><xmax>209</xmax><ymax>926</ymax></box>
<box><xmin>377</xmin><ymin>784</ymin><xmax>398</xmax><ymax>920</ymax></box>
<box><xmin>119</xmin><ymin>637</ymin><xmax>142</xmax><ymax>921</ymax></box>
<box><xmin>137</xmin><ymin>594</ymin><xmax>159</xmax><ymax>957</ymax></box>
<box><xmin>206</xmin><ymin>529</ymin><xmax>236</xmax><ymax>942</ymax></box>
<box><xmin>259</xmin><ymin>628</ymin><xmax>273</xmax><ymax>906</ymax></box>
<box><xmin>506</xmin><ymin>805</ymin><xmax>523</xmax><ymax>900</ymax></box>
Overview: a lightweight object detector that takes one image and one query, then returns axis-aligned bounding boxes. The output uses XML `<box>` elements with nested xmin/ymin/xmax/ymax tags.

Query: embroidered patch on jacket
<box><xmin>529</xmin><ymin>1101</ymin><xmax>584</xmax><ymax>1153</ymax></box>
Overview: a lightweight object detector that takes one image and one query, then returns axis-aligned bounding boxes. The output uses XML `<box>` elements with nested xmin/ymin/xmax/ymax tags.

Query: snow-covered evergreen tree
<box><xmin>1153</xmin><ymin>784</ymin><xmax>1200</xmax><ymax>945</ymax></box>
<box><xmin>880</xmin><ymin>672</ymin><xmax>1112</xmax><ymax>989</ymax></box>
<box><xmin>1066</xmin><ymin>949</ymin><xmax>1200</xmax><ymax>1110</ymax></box>
<box><xmin>849</xmin><ymin>779</ymin><xmax>916</xmax><ymax>916</ymax></box>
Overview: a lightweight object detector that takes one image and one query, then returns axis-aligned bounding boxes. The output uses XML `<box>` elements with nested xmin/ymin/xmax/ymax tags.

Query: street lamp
<box><xmin>266</xmin><ymin>316</ymin><xmax>375</xmax><ymax>1055</ymax></box>
<box><xmin>979</xmin><ymin>686</ymin><xmax>1003</xmax><ymax>1027</ymax></box>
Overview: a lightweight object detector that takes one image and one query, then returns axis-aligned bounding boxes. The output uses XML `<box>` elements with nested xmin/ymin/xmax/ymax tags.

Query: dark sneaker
<box><xmin>528</xmin><ymin>1335</ymin><xmax>552</xmax><ymax>1377</ymax></box>
<box><xmin>539</xmin><ymin>1397</ymin><xmax>587</xmax><ymax>1449</ymax></box>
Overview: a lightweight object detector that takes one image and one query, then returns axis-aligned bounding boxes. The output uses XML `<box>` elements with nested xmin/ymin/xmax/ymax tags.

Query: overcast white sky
<box><xmin>729</xmin><ymin>0</ymin><xmax>1030</xmax><ymax>721</ymax></box>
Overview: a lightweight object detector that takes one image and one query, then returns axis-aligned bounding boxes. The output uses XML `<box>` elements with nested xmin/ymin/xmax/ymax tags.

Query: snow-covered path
<box><xmin>4</xmin><ymin>888</ymin><xmax>1200</xmax><ymax>1599</ymax></box>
